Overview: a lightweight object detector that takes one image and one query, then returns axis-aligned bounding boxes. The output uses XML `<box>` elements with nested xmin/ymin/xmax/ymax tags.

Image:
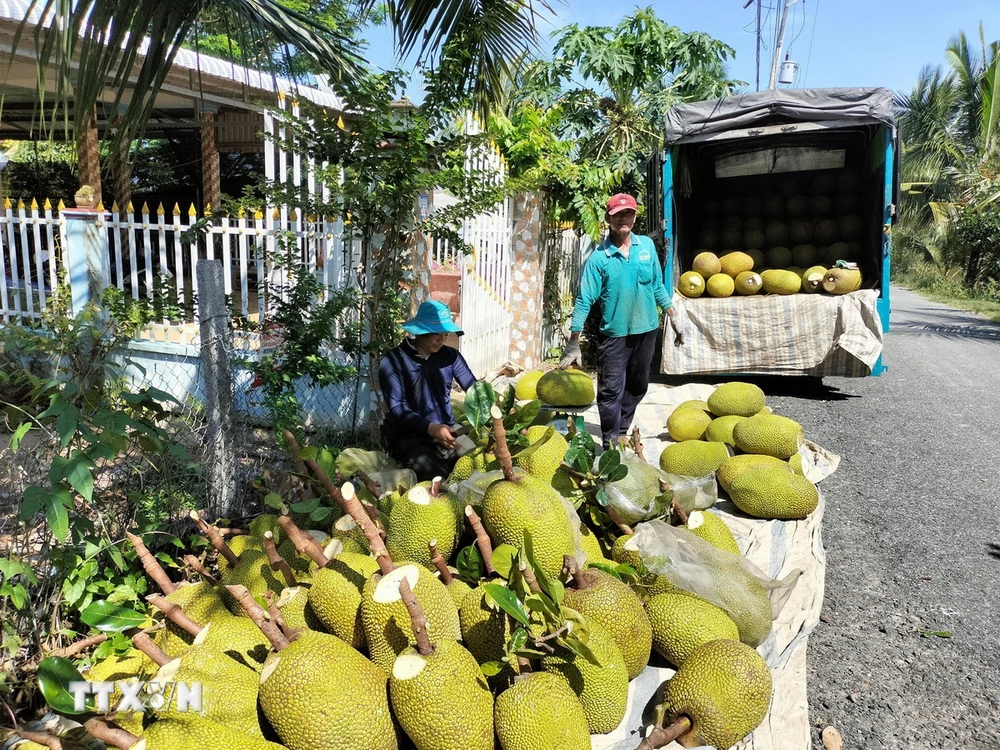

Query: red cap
<box><xmin>606</xmin><ymin>193</ymin><xmax>638</xmax><ymax>215</ymax></box>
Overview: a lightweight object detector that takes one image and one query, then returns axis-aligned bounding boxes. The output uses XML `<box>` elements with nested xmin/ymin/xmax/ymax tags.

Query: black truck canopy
<box><xmin>664</xmin><ymin>87</ymin><xmax>895</xmax><ymax>145</ymax></box>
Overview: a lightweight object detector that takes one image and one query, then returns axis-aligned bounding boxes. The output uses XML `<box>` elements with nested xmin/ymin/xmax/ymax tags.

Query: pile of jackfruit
<box><xmin>76</xmin><ymin>380</ymin><xmax>819</xmax><ymax>750</ymax></box>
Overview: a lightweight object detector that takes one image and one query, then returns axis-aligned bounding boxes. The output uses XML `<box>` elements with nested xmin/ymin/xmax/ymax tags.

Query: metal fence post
<box><xmin>61</xmin><ymin>207</ymin><xmax>111</xmax><ymax>316</ymax></box>
<box><xmin>197</xmin><ymin>259</ymin><xmax>236</xmax><ymax>518</ymax></box>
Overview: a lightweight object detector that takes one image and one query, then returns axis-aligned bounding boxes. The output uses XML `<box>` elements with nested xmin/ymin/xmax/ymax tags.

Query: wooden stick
<box><xmin>276</xmin><ymin>516</ymin><xmax>330</xmax><ymax>568</ymax></box>
<box><xmin>263</xmin><ymin>531</ymin><xmax>298</xmax><ymax>587</ymax></box>
<box><xmin>124</xmin><ymin>532</ymin><xmax>176</xmax><ymax>594</ymax></box>
<box><xmin>671</xmin><ymin>498</ymin><xmax>689</xmax><ymax>526</ymax></box>
<box><xmin>48</xmin><ymin>633</ymin><xmax>107</xmax><ymax>658</ymax></box>
<box><xmin>189</xmin><ymin>511</ymin><xmax>239</xmax><ymax>567</ymax></box>
<box><xmin>83</xmin><ymin>718</ymin><xmax>138</xmax><ymax>750</ymax></box>
<box><xmin>225</xmin><ymin>585</ymin><xmax>291</xmax><ymax>651</ymax></box>
<box><xmin>518</xmin><ymin>560</ymin><xmax>542</xmax><ymax>594</ymax></box>
<box><xmin>465</xmin><ymin>506</ymin><xmax>495</xmax><ymax>575</ymax></box>
<box><xmin>428</xmin><ymin>539</ymin><xmax>453</xmax><ymax>584</ymax></box>
<box><xmin>635</xmin><ymin>716</ymin><xmax>693</xmax><ymax>750</ymax></box>
<box><xmin>398</xmin><ymin>577</ymin><xmax>434</xmax><ymax>656</ymax></box>
<box><xmin>147</xmin><ymin>594</ymin><xmax>202</xmax><ymax>636</ymax></box>
<box><xmin>130</xmin><ymin>631</ymin><xmax>171</xmax><ymax>667</ymax></box>
<box><xmin>631</xmin><ymin>426</ymin><xmax>646</xmax><ymax>461</ymax></box>
<box><xmin>490</xmin><ymin>405</ymin><xmax>517</xmax><ymax>482</ymax></box>
<box><xmin>182</xmin><ymin>554</ymin><xmax>218</xmax><ymax>585</ymax></box>
<box><xmin>606</xmin><ymin>506</ymin><xmax>634</xmax><ymax>536</ymax></box>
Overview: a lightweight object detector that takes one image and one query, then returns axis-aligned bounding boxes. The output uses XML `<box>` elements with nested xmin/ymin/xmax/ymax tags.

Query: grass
<box><xmin>895</xmin><ymin>263</ymin><xmax>1000</xmax><ymax>323</ymax></box>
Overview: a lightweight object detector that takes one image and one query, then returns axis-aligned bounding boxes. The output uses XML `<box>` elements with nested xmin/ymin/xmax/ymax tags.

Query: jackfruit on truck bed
<box><xmin>494</xmin><ymin>672</ymin><xmax>591</xmax><ymax>750</ymax></box>
<box><xmin>658</xmin><ymin>440</ymin><xmax>729</xmax><ymax>477</ymax></box>
<box><xmin>536</xmin><ymin>369</ymin><xmax>595</xmax><ymax>407</ymax></box>
<box><xmin>728</xmin><ymin>467</ymin><xmax>819</xmax><ymax>520</ymax></box>
<box><xmin>732</xmin><ymin>414</ymin><xmax>804</xmax><ymax>459</ymax></box>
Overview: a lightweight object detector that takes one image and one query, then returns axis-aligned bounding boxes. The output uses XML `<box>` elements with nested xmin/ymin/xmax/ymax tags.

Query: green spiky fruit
<box><xmin>761</xmin><ymin>268</ymin><xmax>802</xmax><ymax>294</ymax></box>
<box><xmin>540</xmin><ymin>621</ymin><xmax>629</xmax><ymax>734</ymax></box>
<box><xmin>563</xmin><ymin>569</ymin><xmax>652</xmax><ymax>680</ymax></box>
<box><xmin>308</xmin><ymin>552</ymin><xmax>381</xmax><ymax>650</ymax></box>
<box><xmin>728</xmin><ymin>467</ymin><xmax>820</xmax><ymax>520</ymax></box>
<box><xmin>361</xmin><ymin>565</ymin><xmax>461</xmax><ymax>674</ymax></box>
<box><xmin>536</xmin><ymin>369</ymin><xmax>596</xmax><ymax>408</ymax></box>
<box><xmin>578</xmin><ymin>524</ymin><xmax>606</xmax><ymax>565</ymax></box>
<box><xmin>390</xmin><ymin>640</ymin><xmax>494</xmax><ymax>750</ymax></box>
<box><xmin>667</xmin><ymin>408</ymin><xmax>712</xmax><ymax>441</ymax></box>
<box><xmin>732</xmin><ymin>414</ymin><xmax>804</xmax><ymax>459</ymax></box>
<box><xmin>658</xmin><ymin>441</ymin><xmax>729</xmax><ymax>477</ymax></box>
<box><xmin>716</xmin><ymin>453</ymin><xmax>793</xmax><ymax>494</ymax></box>
<box><xmin>444</xmin><ymin>577</ymin><xmax>472</xmax><ymax>608</ymax></box>
<box><xmin>513</xmin><ymin>426</ymin><xmax>568</xmax><ymax>483</ymax></box>
<box><xmin>259</xmin><ymin>631</ymin><xmax>396</xmax><ymax>750</ymax></box>
<box><xmin>222</xmin><ymin>550</ymin><xmax>285</xmax><ymax>615</ymax></box>
<box><xmin>734</xmin><ymin>271</ymin><xmax>762</xmax><ymax>295</ymax></box>
<box><xmin>610</xmin><ymin>534</ymin><xmax>685</xmax><ymax>599</ymax></box>
<box><xmin>133</xmin><ymin>717</ymin><xmax>286</xmax><ymax>750</ymax></box>
<box><xmin>386</xmin><ymin>481</ymin><xmax>462</xmax><ymax>569</ymax></box>
<box><xmin>448</xmin><ymin>447</ymin><xmax>489</xmax><ymax>484</ymax></box>
<box><xmin>789</xmin><ymin>453</ymin><xmax>805</xmax><ymax>475</ymax></box>
<box><xmin>217</xmin><ymin>535</ymin><xmax>260</xmax><ymax>573</ymax></box>
<box><xmin>703</xmin><ymin>415</ymin><xmax>745</xmax><ymax>446</ymax></box>
<box><xmin>692</xmin><ymin>252</ymin><xmax>722</xmax><ymax>277</ymax></box>
<box><xmin>719</xmin><ymin>252</ymin><xmax>753</xmax><ymax>277</ymax></box>
<box><xmin>494</xmin><ymin>672</ymin><xmax>592</xmax><ymax>750</ymax></box>
<box><xmin>706</xmin><ymin>273</ymin><xmax>735</xmax><ymax>297</ymax></box>
<box><xmin>686</xmin><ymin>511</ymin><xmax>739</xmax><ymax>555</ymax></box>
<box><xmin>514</xmin><ymin>371</ymin><xmax>545</xmax><ymax>401</ymax></box>
<box><xmin>276</xmin><ymin>585</ymin><xmax>325</xmax><ymax>632</ymax></box>
<box><xmin>459</xmin><ymin>584</ymin><xmax>520</xmax><ymax>692</ymax></box>
<box><xmin>663</xmin><ymin>639</ymin><xmax>772</xmax><ymax>749</ymax></box>
<box><xmin>197</xmin><ymin>617</ymin><xmax>271</xmax><ymax>670</ymax></box>
<box><xmin>678</xmin><ymin>271</ymin><xmax>706</xmax><ymax>298</ymax></box>
<box><xmin>646</xmin><ymin>593</ymin><xmax>740</xmax><ymax>667</ymax></box>
<box><xmin>707</xmin><ymin>382</ymin><xmax>766</xmax><ymax>418</ymax></box>
<box><xmin>823</xmin><ymin>267</ymin><xmax>862</xmax><ymax>294</ymax></box>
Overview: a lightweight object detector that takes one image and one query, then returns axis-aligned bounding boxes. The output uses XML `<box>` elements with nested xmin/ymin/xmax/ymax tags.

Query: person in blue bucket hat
<box><xmin>378</xmin><ymin>300</ymin><xmax>478</xmax><ymax>480</ymax></box>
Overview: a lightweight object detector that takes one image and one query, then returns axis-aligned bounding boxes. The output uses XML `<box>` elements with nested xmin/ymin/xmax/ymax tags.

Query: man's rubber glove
<box><xmin>670</xmin><ymin>318</ymin><xmax>684</xmax><ymax>347</ymax></box>
<box><xmin>559</xmin><ymin>341</ymin><xmax>582</xmax><ymax>368</ymax></box>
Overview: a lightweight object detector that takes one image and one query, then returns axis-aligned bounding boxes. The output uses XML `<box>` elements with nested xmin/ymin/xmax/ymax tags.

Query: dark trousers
<box><xmin>385</xmin><ymin>433</ymin><xmax>459</xmax><ymax>482</ymax></box>
<box><xmin>596</xmin><ymin>329</ymin><xmax>658</xmax><ymax>448</ymax></box>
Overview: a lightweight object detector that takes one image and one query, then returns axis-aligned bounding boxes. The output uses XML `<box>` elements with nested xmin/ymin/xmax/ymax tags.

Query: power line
<box><xmin>802</xmin><ymin>0</ymin><xmax>820</xmax><ymax>86</ymax></box>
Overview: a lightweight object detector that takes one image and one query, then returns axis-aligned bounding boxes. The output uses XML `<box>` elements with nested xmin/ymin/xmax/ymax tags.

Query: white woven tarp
<box><xmin>586</xmin><ymin>383</ymin><xmax>834</xmax><ymax>750</ymax></box>
<box><xmin>661</xmin><ymin>290</ymin><xmax>883</xmax><ymax>378</ymax></box>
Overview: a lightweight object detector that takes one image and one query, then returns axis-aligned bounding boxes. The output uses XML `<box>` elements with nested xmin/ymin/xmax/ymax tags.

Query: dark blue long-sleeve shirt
<box><xmin>378</xmin><ymin>339</ymin><xmax>478</xmax><ymax>436</ymax></box>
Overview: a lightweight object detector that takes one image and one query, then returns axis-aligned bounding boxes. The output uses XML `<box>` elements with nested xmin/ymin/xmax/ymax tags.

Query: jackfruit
<box><xmin>719</xmin><ymin>228</ymin><xmax>742</xmax><ymax>249</ymax></box>
<box><xmin>686</xmin><ymin>510</ymin><xmax>739</xmax><ymax>555</ymax></box>
<box><xmin>196</xmin><ymin>617</ymin><xmax>271</xmax><ymax>669</ymax></box>
<box><xmin>361</xmin><ymin>564</ymin><xmax>462</xmax><ymax>674</ymax></box>
<box><xmin>744</xmin><ymin>248</ymin><xmax>764</xmax><ymax>270</ymax></box>
<box><xmin>732</xmin><ymin>414</ymin><xmax>804</xmax><ymax>459</ymax></box>
<box><xmin>658</xmin><ymin>441</ymin><xmax>729</xmax><ymax>477</ymax></box>
<box><xmin>646</xmin><ymin>593</ymin><xmax>740</xmax><ymax>667</ymax></box>
<box><xmin>826</xmin><ymin>242</ymin><xmax>851</xmax><ymax>265</ymax></box>
<box><xmin>791</xmin><ymin>244</ymin><xmax>818</xmax><ymax>267</ymax></box>
<box><xmin>610</xmin><ymin>534</ymin><xmax>683</xmax><ymax>599</ymax></box>
<box><xmin>789</xmin><ymin>220</ymin><xmax>813</xmax><ymax>245</ymax></box>
<box><xmin>719</xmin><ymin>251</ymin><xmax>753</xmax><ymax>277</ymax></box>
<box><xmin>692</xmin><ymin>252</ymin><xmax>721</xmax><ymax>277</ymax></box>
<box><xmin>448</xmin><ymin>446</ymin><xmax>490</xmax><ymax>484</ymax></box>
<box><xmin>666</xmin><ymin>408</ymin><xmax>712</xmax><ymax>441</ymax></box>
<box><xmin>514</xmin><ymin>425</ymin><xmax>568</xmax><ymax>482</ymax></box>
<box><xmin>563</xmin><ymin>569</ymin><xmax>652</xmax><ymax>680</ymax></box>
<box><xmin>814</xmin><ymin>218</ymin><xmax>838</xmax><ymax>245</ymax></box>
<box><xmin>308</xmin><ymin>552</ymin><xmax>381</xmax><ymax>649</ymax></box>
<box><xmin>789</xmin><ymin>453</ymin><xmax>805</xmax><ymax>475</ymax></box>
<box><xmin>217</xmin><ymin>534</ymin><xmax>259</xmax><ymax>573</ymax></box>
<box><xmin>540</xmin><ymin>620</ymin><xmax>629</xmax><ymax>734</ymax></box>
<box><xmin>85</xmin><ymin>650</ymin><xmax>156</xmax><ymax>735</ymax></box>
<box><xmin>716</xmin><ymin>453</ymin><xmax>792</xmax><ymax>494</ymax></box>
<box><xmin>764</xmin><ymin>221</ymin><xmax>789</xmax><ymax>247</ymax></box>
<box><xmin>331</xmin><ymin>514</ymin><xmax>370</xmax><ymax>554</ymax></box>
<box><xmin>810</xmin><ymin>194</ymin><xmax>833</xmax><ymax>214</ymax></box>
<box><xmin>386</xmin><ymin>481</ymin><xmax>462</xmax><ymax>568</ymax></box>
<box><xmin>608</xmin><ymin>456</ymin><xmax>669</xmax><ymax>525</ymax></box>
<box><xmin>494</xmin><ymin>672</ymin><xmax>591</xmax><ymax>750</ymax></box>
<box><xmin>707</xmin><ymin>382</ymin><xmax>766</xmax><ymax>418</ymax></box>
<box><xmin>703</xmin><ymin>415</ymin><xmax>745</xmax><ymax>446</ymax></box>
<box><xmin>706</xmin><ymin>273</ymin><xmax>735</xmax><ymax>297</ymax></box>
<box><xmin>823</xmin><ymin>267</ymin><xmax>862</xmax><ymax>294</ymax></box>
<box><xmin>734</xmin><ymin>271</ymin><xmax>762</xmax><ymax>295</ymax></box>
<box><xmin>536</xmin><ymin>369</ymin><xmax>595</xmax><ymax>408</ymax></box>
<box><xmin>133</xmin><ymin>717</ymin><xmax>286</xmax><ymax>750</ymax></box>
<box><xmin>761</xmin><ymin>268</ymin><xmax>802</xmax><ymax>295</ymax></box>
<box><xmin>764</xmin><ymin>246</ymin><xmax>791</xmax><ymax>269</ymax></box>
<box><xmin>482</xmin><ymin>472</ymin><xmax>576</xmax><ymax>579</ymax></box>
<box><xmin>678</xmin><ymin>271</ymin><xmax>706</xmax><ymax>298</ymax></box>
<box><xmin>728</xmin><ymin>467</ymin><xmax>819</xmax><ymax>519</ymax></box>
<box><xmin>390</xmin><ymin>639</ymin><xmax>494</xmax><ymax>750</ymax></box>
<box><xmin>742</xmin><ymin>228</ymin><xmax>765</xmax><ymax>250</ymax></box>
<box><xmin>459</xmin><ymin>584</ymin><xmax>520</xmax><ymax>692</ymax></box>
<box><xmin>675</xmin><ymin>399</ymin><xmax>710</xmax><ymax>413</ymax></box>
<box><xmin>514</xmin><ymin>370</ymin><xmax>545</xmax><ymax>400</ymax></box>
<box><xmin>276</xmin><ymin>585</ymin><xmax>325</xmax><ymax>632</ymax></box>
<box><xmin>258</xmin><ymin>630</ymin><xmax>396</xmax><ymax>750</ymax></box>
<box><xmin>578</xmin><ymin>524</ymin><xmax>607</xmax><ymax>565</ymax></box>
<box><xmin>222</xmin><ymin>549</ymin><xmax>285</xmax><ymax>614</ymax></box>
<box><xmin>801</xmin><ymin>265</ymin><xmax>827</xmax><ymax>293</ymax></box>
<box><xmin>443</xmin><ymin>575</ymin><xmax>472</xmax><ymax>608</ymax></box>
<box><xmin>662</xmin><ymin>639</ymin><xmax>772</xmax><ymax>749</ymax></box>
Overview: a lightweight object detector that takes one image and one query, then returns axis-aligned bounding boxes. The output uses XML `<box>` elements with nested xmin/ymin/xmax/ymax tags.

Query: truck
<box><xmin>649</xmin><ymin>87</ymin><xmax>898</xmax><ymax>377</ymax></box>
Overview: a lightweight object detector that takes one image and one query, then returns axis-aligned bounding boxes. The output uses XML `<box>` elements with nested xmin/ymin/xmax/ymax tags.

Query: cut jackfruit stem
<box><xmin>563</xmin><ymin>555</ymin><xmax>593</xmax><ymax>590</ymax></box>
<box><xmin>398</xmin><ymin>577</ymin><xmax>435</xmax><ymax>655</ymax></box>
<box><xmin>428</xmin><ymin>540</ymin><xmax>454</xmax><ymax>584</ymax></box>
<box><xmin>635</xmin><ymin>715</ymin><xmax>693</xmax><ymax>750</ymax></box>
<box><xmin>189</xmin><ymin>511</ymin><xmax>239</xmax><ymax>567</ymax></box>
<box><xmin>263</xmin><ymin>531</ymin><xmax>298</xmax><ymax>588</ymax></box>
<box><xmin>225</xmin><ymin>584</ymin><xmax>292</xmax><ymax>651</ymax></box>
<box><xmin>277</xmin><ymin>515</ymin><xmax>330</xmax><ymax>567</ymax></box>
<box><xmin>125</xmin><ymin>531</ymin><xmax>177</xmax><ymax>594</ymax></box>
<box><xmin>147</xmin><ymin>594</ymin><xmax>202</xmax><ymax>636</ymax></box>
<box><xmin>183</xmin><ymin>554</ymin><xmax>218</xmax><ymax>585</ymax></box>
<box><xmin>631</xmin><ymin>426</ymin><xmax>647</xmax><ymax>461</ymax></box>
<box><xmin>13</xmin><ymin>727</ymin><xmax>64</xmax><ymax>747</ymax></box>
<box><xmin>130</xmin><ymin>630</ymin><xmax>171</xmax><ymax>667</ymax></box>
<box><xmin>83</xmin><ymin>717</ymin><xmax>138</xmax><ymax>750</ymax></box>
<box><xmin>264</xmin><ymin>590</ymin><xmax>298</xmax><ymax>640</ymax></box>
<box><xmin>605</xmin><ymin>505</ymin><xmax>634</xmax><ymax>536</ymax></box>
<box><xmin>356</xmin><ymin>468</ymin><xmax>381</xmax><ymax>498</ymax></box>
<box><xmin>671</xmin><ymin>498</ymin><xmax>689</xmax><ymax>525</ymax></box>
<box><xmin>48</xmin><ymin>632</ymin><xmax>109</xmax><ymax>658</ymax></box>
<box><xmin>430</xmin><ymin>476</ymin><xmax>442</xmax><ymax>497</ymax></box>
<box><xmin>518</xmin><ymin>560</ymin><xmax>542</xmax><ymax>594</ymax></box>
<box><xmin>490</xmin><ymin>405</ymin><xmax>517</xmax><ymax>482</ymax></box>
<box><xmin>464</xmin><ymin>506</ymin><xmax>495</xmax><ymax>575</ymax></box>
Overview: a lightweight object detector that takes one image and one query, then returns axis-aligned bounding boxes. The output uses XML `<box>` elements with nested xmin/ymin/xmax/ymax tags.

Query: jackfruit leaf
<box><xmin>456</xmin><ymin>545</ymin><xmax>484</xmax><ymax>584</ymax></box>
<box><xmin>515</xmin><ymin>646</ymin><xmax>549</xmax><ymax>659</ymax></box>
<box><xmin>585</xmin><ymin>560</ymin><xmax>624</xmax><ymax>580</ymax></box>
<box><xmin>606</xmin><ymin>464</ymin><xmax>629</xmax><ymax>483</ymax></box>
<box><xmin>597</xmin><ymin>449</ymin><xmax>620</xmax><ymax>475</ymax></box>
<box><xmin>480</xmin><ymin>660</ymin><xmax>505</xmax><ymax>676</ymax></box>
<box><xmin>491</xmin><ymin>545</ymin><xmax>518</xmax><ymax>579</ymax></box>
<box><xmin>37</xmin><ymin>656</ymin><xmax>91</xmax><ymax>714</ymax></box>
<box><xmin>560</xmin><ymin>606</ymin><xmax>591</xmax><ymax>642</ymax></box>
<box><xmin>508</xmin><ymin>400</ymin><xmax>541</xmax><ymax>431</ymax></box>
<box><xmin>264</xmin><ymin>493</ymin><xmax>285</xmax><ymax>510</ymax></box>
<box><xmin>314</xmin><ymin>448</ymin><xmax>338</xmax><ymax>482</ymax></box>
<box><xmin>499</xmin><ymin>386</ymin><xmax>516</xmax><ymax>415</ymax></box>
<box><xmin>595</xmin><ymin>487</ymin><xmax>610</xmax><ymax>507</ymax></box>
<box><xmin>524</xmin><ymin>592</ymin><xmax>560</xmax><ymax>619</ymax></box>
<box><xmin>509</xmin><ymin>627</ymin><xmax>529</xmax><ymax>653</ymax></box>
<box><xmin>289</xmin><ymin>497</ymin><xmax>321</xmax><ymax>514</ymax></box>
<box><xmin>483</xmin><ymin>583</ymin><xmax>530</xmax><ymax>626</ymax></box>
<box><xmin>80</xmin><ymin>600</ymin><xmax>146</xmax><ymax>632</ymax></box>
<box><xmin>521</xmin><ymin>531</ymin><xmax>557</xmax><ymax>604</ymax></box>
<box><xmin>565</xmin><ymin>429</ymin><xmax>596</xmax><ymax>474</ymax></box>
<box><xmin>510</xmin><ymin>426</ymin><xmax>554</xmax><ymax>462</ymax></box>
<box><xmin>9</xmin><ymin>422</ymin><xmax>31</xmax><ymax>451</ymax></box>
<box><xmin>309</xmin><ymin>506</ymin><xmax>331</xmax><ymax>522</ymax></box>
<box><xmin>558</xmin><ymin>635</ymin><xmax>602</xmax><ymax>666</ymax></box>
<box><xmin>465</xmin><ymin>382</ymin><xmax>496</xmax><ymax>431</ymax></box>
<box><xmin>298</xmin><ymin>445</ymin><xmax>318</xmax><ymax>462</ymax></box>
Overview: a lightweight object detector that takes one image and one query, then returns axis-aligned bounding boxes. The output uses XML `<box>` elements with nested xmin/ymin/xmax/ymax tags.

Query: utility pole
<box><xmin>756</xmin><ymin>0</ymin><xmax>762</xmax><ymax>91</ymax></box>
<box><xmin>768</xmin><ymin>0</ymin><xmax>796</xmax><ymax>89</ymax></box>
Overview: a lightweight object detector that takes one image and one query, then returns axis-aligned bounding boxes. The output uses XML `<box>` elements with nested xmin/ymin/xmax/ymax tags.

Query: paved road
<box><xmin>758</xmin><ymin>286</ymin><xmax>1000</xmax><ymax>750</ymax></box>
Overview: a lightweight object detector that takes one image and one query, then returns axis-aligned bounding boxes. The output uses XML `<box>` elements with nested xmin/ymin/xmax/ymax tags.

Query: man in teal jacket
<box><xmin>560</xmin><ymin>193</ymin><xmax>682</xmax><ymax>449</ymax></box>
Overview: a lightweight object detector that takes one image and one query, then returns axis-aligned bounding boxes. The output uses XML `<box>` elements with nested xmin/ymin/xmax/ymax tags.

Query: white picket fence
<box><xmin>0</xmin><ymin>199</ymin><xmax>61</xmax><ymax>323</ymax></box>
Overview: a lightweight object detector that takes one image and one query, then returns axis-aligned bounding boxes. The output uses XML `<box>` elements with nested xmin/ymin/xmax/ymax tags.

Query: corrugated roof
<box><xmin>0</xmin><ymin>0</ymin><xmax>345</xmax><ymax>110</ymax></box>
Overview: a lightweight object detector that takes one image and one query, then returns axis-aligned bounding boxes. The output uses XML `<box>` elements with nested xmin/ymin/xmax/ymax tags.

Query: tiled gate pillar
<box><xmin>508</xmin><ymin>191</ymin><xmax>546</xmax><ymax>370</ymax></box>
<box><xmin>76</xmin><ymin>107</ymin><xmax>101</xmax><ymax>198</ymax></box>
<box><xmin>200</xmin><ymin>111</ymin><xmax>221</xmax><ymax>210</ymax></box>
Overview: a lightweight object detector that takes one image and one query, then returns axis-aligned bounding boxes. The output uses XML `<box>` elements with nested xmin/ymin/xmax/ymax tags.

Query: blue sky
<box><xmin>361</xmin><ymin>0</ymin><xmax>1000</xmax><ymax>97</ymax></box>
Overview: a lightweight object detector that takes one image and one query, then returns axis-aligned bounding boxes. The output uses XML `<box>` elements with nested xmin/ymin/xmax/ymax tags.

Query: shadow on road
<box><xmin>892</xmin><ymin>320</ymin><xmax>1000</xmax><ymax>343</ymax></box>
<box><xmin>650</xmin><ymin>372</ymin><xmax>860</xmax><ymax>401</ymax></box>
<box><xmin>987</xmin><ymin>543</ymin><xmax>1000</xmax><ymax>561</ymax></box>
